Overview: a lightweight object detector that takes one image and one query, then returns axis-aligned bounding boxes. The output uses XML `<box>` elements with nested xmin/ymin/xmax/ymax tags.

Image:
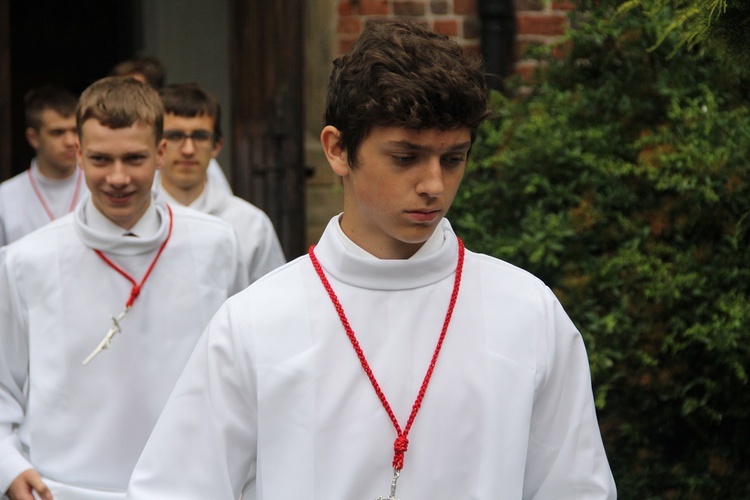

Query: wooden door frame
<box><xmin>229</xmin><ymin>0</ymin><xmax>306</xmax><ymax>259</ymax></box>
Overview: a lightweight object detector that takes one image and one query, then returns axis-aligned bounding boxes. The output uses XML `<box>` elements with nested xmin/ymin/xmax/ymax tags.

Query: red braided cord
<box><xmin>308</xmin><ymin>237</ymin><xmax>465</xmax><ymax>471</ymax></box>
<box><xmin>94</xmin><ymin>205</ymin><xmax>174</xmax><ymax>308</ymax></box>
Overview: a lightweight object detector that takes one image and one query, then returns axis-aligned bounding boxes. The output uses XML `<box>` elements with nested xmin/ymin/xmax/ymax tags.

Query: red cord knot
<box><xmin>392</xmin><ymin>435</ymin><xmax>409</xmax><ymax>470</ymax></box>
<box><xmin>127</xmin><ymin>285</ymin><xmax>141</xmax><ymax>307</ymax></box>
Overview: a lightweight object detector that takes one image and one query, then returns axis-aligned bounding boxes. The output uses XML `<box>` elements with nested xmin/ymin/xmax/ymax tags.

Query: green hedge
<box><xmin>450</xmin><ymin>1</ymin><xmax>750</xmax><ymax>497</ymax></box>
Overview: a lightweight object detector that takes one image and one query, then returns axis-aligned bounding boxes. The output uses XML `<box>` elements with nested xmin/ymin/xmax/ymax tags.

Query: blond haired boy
<box><xmin>0</xmin><ymin>77</ymin><xmax>245</xmax><ymax>499</ymax></box>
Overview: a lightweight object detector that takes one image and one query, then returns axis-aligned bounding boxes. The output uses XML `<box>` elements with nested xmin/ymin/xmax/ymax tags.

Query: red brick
<box><xmin>552</xmin><ymin>1</ymin><xmax>576</xmax><ymax>11</ymax></box>
<box><xmin>454</xmin><ymin>0</ymin><xmax>477</xmax><ymax>15</ymax></box>
<box><xmin>394</xmin><ymin>1</ymin><xmax>426</xmax><ymax>16</ymax></box>
<box><xmin>338</xmin><ymin>1</ymin><xmax>354</xmax><ymax>16</ymax></box>
<box><xmin>513</xmin><ymin>60</ymin><xmax>541</xmax><ymax>81</ymax></box>
<box><xmin>337</xmin><ymin>17</ymin><xmax>361</xmax><ymax>36</ymax></box>
<box><xmin>433</xmin><ymin>19</ymin><xmax>458</xmax><ymax>37</ymax></box>
<box><xmin>516</xmin><ymin>13</ymin><xmax>567</xmax><ymax>36</ymax></box>
<box><xmin>552</xmin><ymin>39</ymin><xmax>572</xmax><ymax>59</ymax></box>
<box><xmin>359</xmin><ymin>0</ymin><xmax>389</xmax><ymax>15</ymax></box>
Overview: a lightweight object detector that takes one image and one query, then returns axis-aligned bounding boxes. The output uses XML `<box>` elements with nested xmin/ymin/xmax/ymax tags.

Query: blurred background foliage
<box><xmin>450</xmin><ymin>0</ymin><xmax>750</xmax><ymax>497</ymax></box>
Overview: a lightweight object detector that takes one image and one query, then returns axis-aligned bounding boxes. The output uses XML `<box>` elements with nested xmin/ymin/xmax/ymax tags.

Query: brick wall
<box><xmin>334</xmin><ymin>0</ymin><xmax>574</xmax><ymax>77</ymax></box>
<box><xmin>514</xmin><ymin>0</ymin><xmax>573</xmax><ymax>78</ymax></box>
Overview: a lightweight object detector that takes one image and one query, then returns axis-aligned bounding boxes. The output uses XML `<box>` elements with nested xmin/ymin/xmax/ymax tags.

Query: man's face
<box><xmin>325</xmin><ymin>125</ymin><xmax>471</xmax><ymax>259</ymax></box>
<box><xmin>25</xmin><ymin>109</ymin><xmax>78</xmax><ymax>178</ymax></box>
<box><xmin>76</xmin><ymin>119</ymin><xmax>164</xmax><ymax>229</ymax></box>
<box><xmin>160</xmin><ymin>113</ymin><xmax>221</xmax><ymax>196</ymax></box>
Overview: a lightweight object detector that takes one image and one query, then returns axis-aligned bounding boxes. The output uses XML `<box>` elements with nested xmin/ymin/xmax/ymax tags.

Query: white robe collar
<box><xmin>314</xmin><ymin>215</ymin><xmax>459</xmax><ymax>291</ymax></box>
<box><xmin>74</xmin><ymin>191</ymin><xmax>171</xmax><ymax>256</ymax></box>
<box><xmin>30</xmin><ymin>158</ymin><xmax>80</xmax><ymax>185</ymax></box>
<box><xmin>154</xmin><ymin>173</ymin><xmax>230</xmax><ymax>216</ymax></box>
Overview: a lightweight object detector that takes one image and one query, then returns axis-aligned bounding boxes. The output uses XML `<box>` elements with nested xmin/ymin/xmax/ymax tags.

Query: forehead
<box><xmin>164</xmin><ymin>113</ymin><xmax>215</xmax><ymax>130</ymax></box>
<box><xmin>79</xmin><ymin>119</ymin><xmax>158</xmax><ymax>151</ymax></box>
<box><xmin>365</xmin><ymin>125</ymin><xmax>472</xmax><ymax>150</ymax></box>
<box><xmin>39</xmin><ymin>109</ymin><xmax>76</xmax><ymax>129</ymax></box>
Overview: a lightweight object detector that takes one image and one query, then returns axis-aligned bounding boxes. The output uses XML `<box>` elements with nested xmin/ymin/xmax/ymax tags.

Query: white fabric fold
<box><xmin>126</xmin><ymin>216</ymin><xmax>616</xmax><ymax>499</ymax></box>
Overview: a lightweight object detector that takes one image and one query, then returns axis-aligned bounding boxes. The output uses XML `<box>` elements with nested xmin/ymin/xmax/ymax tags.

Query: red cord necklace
<box><xmin>27</xmin><ymin>167</ymin><xmax>83</xmax><ymax>221</ymax></box>
<box><xmin>82</xmin><ymin>205</ymin><xmax>174</xmax><ymax>365</ymax></box>
<box><xmin>308</xmin><ymin>237</ymin><xmax>465</xmax><ymax>499</ymax></box>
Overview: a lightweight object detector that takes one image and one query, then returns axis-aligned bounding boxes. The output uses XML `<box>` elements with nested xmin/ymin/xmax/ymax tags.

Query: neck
<box><xmin>161</xmin><ymin>178</ymin><xmax>205</xmax><ymax>206</ymax></box>
<box><xmin>36</xmin><ymin>159</ymin><xmax>77</xmax><ymax>180</ymax></box>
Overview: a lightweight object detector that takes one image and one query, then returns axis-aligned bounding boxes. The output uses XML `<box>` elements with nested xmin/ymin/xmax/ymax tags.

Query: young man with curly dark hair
<box><xmin>127</xmin><ymin>21</ymin><xmax>616</xmax><ymax>499</ymax></box>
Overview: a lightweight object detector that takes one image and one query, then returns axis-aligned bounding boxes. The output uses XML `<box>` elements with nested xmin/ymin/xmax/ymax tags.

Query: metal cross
<box><xmin>82</xmin><ymin>307</ymin><xmax>130</xmax><ymax>365</ymax></box>
<box><xmin>376</xmin><ymin>469</ymin><xmax>400</xmax><ymax>500</ymax></box>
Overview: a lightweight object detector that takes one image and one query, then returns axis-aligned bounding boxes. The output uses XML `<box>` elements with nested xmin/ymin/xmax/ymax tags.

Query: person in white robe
<box><xmin>0</xmin><ymin>85</ymin><xmax>87</xmax><ymax>246</ymax></box>
<box><xmin>207</xmin><ymin>157</ymin><xmax>233</xmax><ymax>194</ymax></box>
<box><xmin>0</xmin><ymin>77</ymin><xmax>245</xmax><ymax>500</ymax></box>
<box><xmin>154</xmin><ymin>82</ymin><xmax>285</xmax><ymax>284</ymax></box>
<box><xmin>126</xmin><ymin>22</ymin><xmax>617</xmax><ymax>499</ymax></box>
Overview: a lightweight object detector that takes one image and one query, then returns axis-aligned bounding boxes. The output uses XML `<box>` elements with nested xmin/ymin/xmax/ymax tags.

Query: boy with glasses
<box><xmin>127</xmin><ymin>22</ymin><xmax>616</xmax><ymax>499</ymax></box>
<box><xmin>156</xmin><ymin>83</ymin><xmax>286</xmax><ymax>283</ymax></box>
<box><xmin>0</xmin><ymin>76</ymin><xmax>245</xmax><ymax>500</ymax></box>
<box><xmin>110</xmin><ymin>56</ymin><xmax>233</xmax><ymax>195</ymax></box>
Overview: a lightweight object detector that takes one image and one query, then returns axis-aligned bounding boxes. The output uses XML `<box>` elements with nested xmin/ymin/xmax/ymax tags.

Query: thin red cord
<box><xmin>28</xmin><ymin>168</ymin><xmax>83</xmax><ymax>221</ymax></box>
<box><xmin>309</xmin><ymin>237</ymin><xmax>465</xmax><ymax>471</ymax></box>
<box><xmin>94</xmin><ymin>205</ymin><xmax>174</xmax><ymax>308</ymax></box>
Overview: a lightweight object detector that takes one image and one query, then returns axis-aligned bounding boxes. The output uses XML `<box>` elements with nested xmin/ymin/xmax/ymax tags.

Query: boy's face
<box><xmin>160</xmin><ymin>113</ymin><xmax>221</xmax><ymax>195</ymax></box>
<box><xmin>76</xmin><ymin>119</ymin><xmax>164</xmax><ymax>229</ymax></box>
<box><xmin>323</xmin><ymin>125</ymin><xmax>471</xmax><ymax>259</ymax></box>
<box><xmin>25</xmin><ymin>109</ymin><xmax>78</xmax><ymax>178</ymax></box>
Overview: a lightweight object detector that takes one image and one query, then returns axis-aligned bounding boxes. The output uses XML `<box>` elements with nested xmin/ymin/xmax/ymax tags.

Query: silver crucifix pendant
<box><xmin>376</xmin><ymin>468</ymin><xmax>400</xmax><ymax>500</ymax></box>
<box><xmin>82</xmin><ymin>307</ymin><xmax>130</xmax><ymax>365</ymax></box>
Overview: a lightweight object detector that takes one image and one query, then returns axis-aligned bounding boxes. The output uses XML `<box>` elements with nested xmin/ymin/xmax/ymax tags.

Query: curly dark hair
<box><xmin>324</xmin><ymin>21</ymin><xmax>490</xmax><ymax>167</ymax></box>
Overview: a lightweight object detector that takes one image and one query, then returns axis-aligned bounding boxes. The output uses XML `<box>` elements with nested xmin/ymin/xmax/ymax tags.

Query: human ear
<box><xmin>156</xmin><ymin>139</ymin><xmax>167</xmax><ymax>170</ymax></box>
<box><xmin>211</xmin><ymin>137</ymin><xmax>224</xmax><ymax>159</ymax></box>
<box><xmin>25</xmin><ymin>127</ymin><xmax>40</xmax><ymax>150</ymax></box>
<box><xmin>75</xmin><ymin>138</ymin><xmax>84</xmax><ymax>168</ymax></box>
<box><xmin>320</xmin><ymin>125</ymin><xmax>350</xmax><ymax>176</ymax></box>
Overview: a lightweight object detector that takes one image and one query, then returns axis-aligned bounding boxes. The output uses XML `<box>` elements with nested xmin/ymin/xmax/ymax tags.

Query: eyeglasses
<box><xmin>163</xmin><ymin>130</ymin><xmax>216</xmax><ymax>150</ymax></box>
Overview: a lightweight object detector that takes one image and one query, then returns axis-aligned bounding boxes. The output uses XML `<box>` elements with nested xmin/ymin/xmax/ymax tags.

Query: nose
<box><xmin>107</xmin><ymin>161</ymin><xmax>131</xmax><ymax>187</ymax></box>
<box><xmin>64</xmin><ymin>130</ymin><xmax>77</xmax><ymax>146</ymax></box>
<box><xmin>180</xmin><ymin>136</ymin><xmax>197</xmax><ymax>154</ymax></box>
<box><xmin>416</xmin><ymin>159</ymin><xmax>444</xmax><ymax>198</ymax></box>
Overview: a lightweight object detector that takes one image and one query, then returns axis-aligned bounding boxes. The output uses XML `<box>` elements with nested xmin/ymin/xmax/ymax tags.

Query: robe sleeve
<box><xmin>522</xmin><ymin>288</ymin><xmax>617</xmax><ymax>499</ymax></box>
<box><xmin>0</xmin><ymin>246</ymin><xmax>34</xmax><ymax>493</ymax></box>
<box><xmin>126</xmin><ymin>298</ymin><xmax>258</xmax><ymax>500</ymax></box>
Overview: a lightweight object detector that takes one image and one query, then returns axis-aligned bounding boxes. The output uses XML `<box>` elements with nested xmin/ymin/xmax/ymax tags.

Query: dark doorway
<box><xmin>4</xmin><ymin>0</ymin><xmax>138</xmax><ymax>179</ymax></box>
<box><xmin>229</xmin><ymin>0</ymin><xmax>306</xmax><ymax>259</ymax></box>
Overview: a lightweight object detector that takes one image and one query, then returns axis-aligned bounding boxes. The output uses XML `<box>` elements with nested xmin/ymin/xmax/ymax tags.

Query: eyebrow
<box><xmin>85</xmin><ymin>149</ymin><xmax>151</xmax><ymax>157</ymax></box>
<box><xmin>163</xmin><ymin>128</ymin><xmax>212</xmax><ymax>133</ymax></box>
<box><xmin>385</xmin><ymin>140</ymin><xmax>472</xmax><ymax>153</ymax></box>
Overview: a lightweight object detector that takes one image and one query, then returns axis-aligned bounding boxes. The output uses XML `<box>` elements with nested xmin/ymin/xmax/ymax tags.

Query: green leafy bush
<box><xmin>450</xmin><ymin>0</ymin><xmax>750</xmax><ymax>497</ymax></box>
